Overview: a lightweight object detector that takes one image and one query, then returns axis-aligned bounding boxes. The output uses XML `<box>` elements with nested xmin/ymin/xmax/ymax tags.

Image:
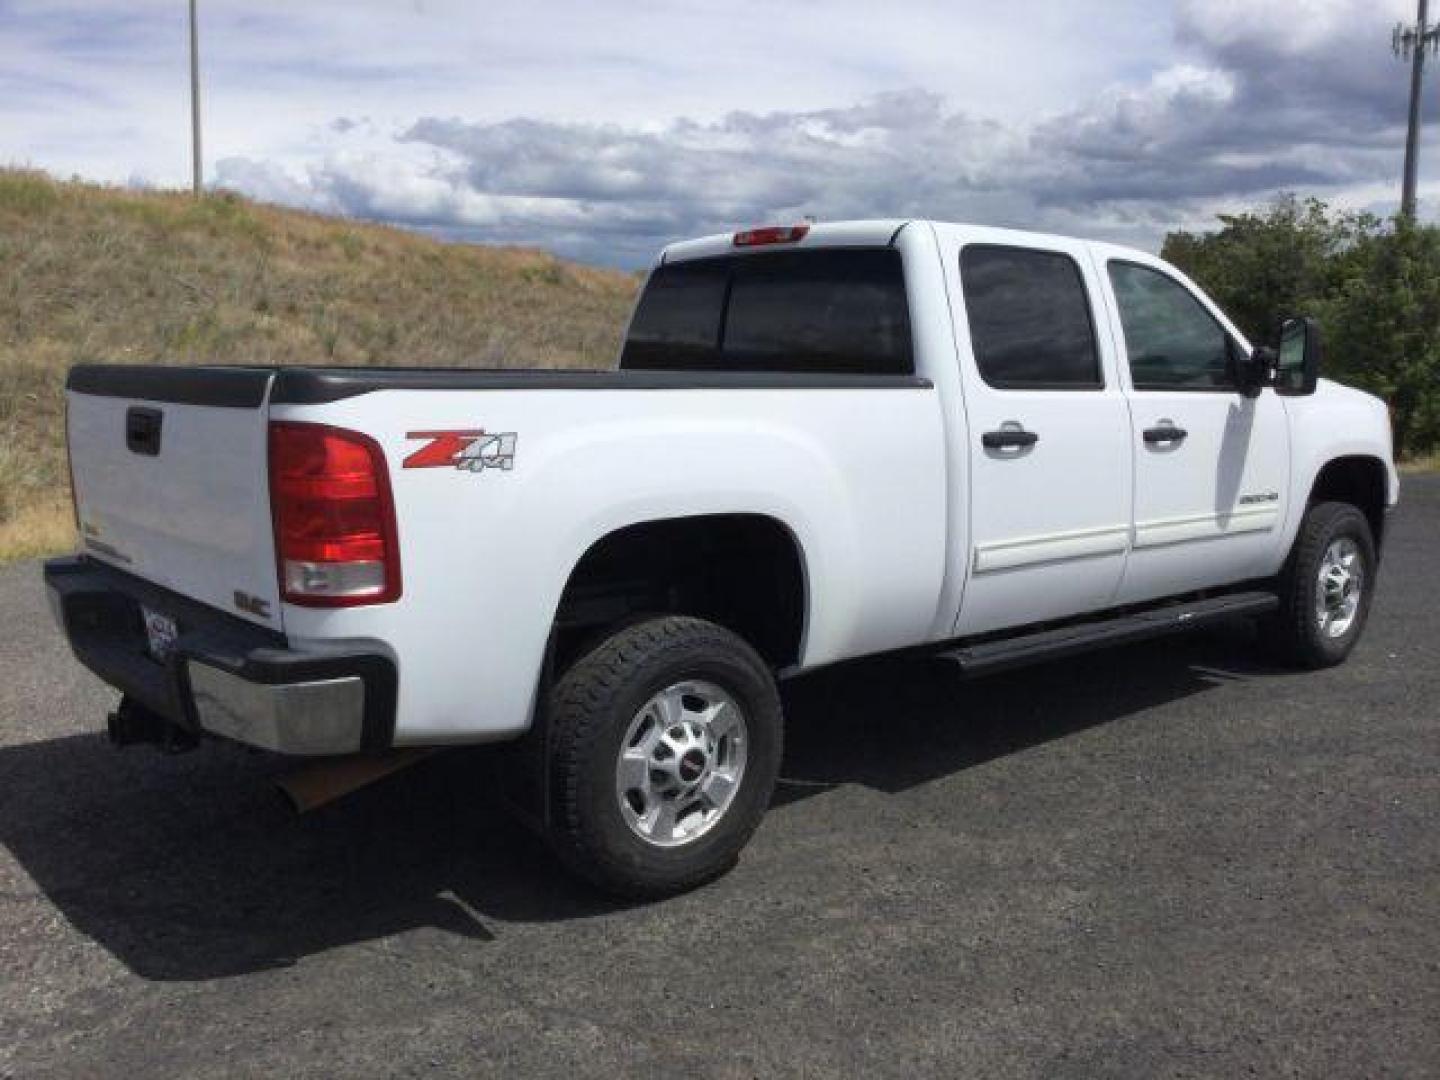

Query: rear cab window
<box><xmin>621</xmin><ymin>248</ymin><xmax>913</xmax><ymax>375</ymax></box>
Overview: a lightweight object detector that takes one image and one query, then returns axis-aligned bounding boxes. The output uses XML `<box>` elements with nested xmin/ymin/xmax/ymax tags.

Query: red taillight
<box><xmin>268</xmin><ymin>422</ymin><xmax>401</xmax><ymax>607</ymax></box>
<box><xmin>733</xmin><ymin>224</ymin><xmax>810</xmax><ymax>247</ymax></box>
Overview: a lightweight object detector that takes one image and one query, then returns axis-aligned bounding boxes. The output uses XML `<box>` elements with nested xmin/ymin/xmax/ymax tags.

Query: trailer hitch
<box><xmin>107</xmin><ymin>696</ymin><xmax>199</xmax><ymax>754</ymax></box>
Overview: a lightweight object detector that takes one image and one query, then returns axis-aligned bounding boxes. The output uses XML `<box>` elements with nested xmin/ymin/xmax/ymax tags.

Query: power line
<box><xmin>1394</xmin><ymin>0</ymin><xmax>1440</xmax><ymax>219</ymax></box>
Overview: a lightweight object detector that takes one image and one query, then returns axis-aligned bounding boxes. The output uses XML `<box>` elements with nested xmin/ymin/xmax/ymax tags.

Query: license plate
<box><xmin>141</xmin><ymin>606</ymin><xmax>178</xmax><ymax>662</ymax></box>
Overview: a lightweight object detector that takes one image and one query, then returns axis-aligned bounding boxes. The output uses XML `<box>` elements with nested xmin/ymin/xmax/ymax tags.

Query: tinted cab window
<box><xmin>959</xmin><ymin>246</ymin><xmax>1101</xmax><ymax>389</ymax></box>
<box><xmin>619</xmin><ymin>261</ymin><xmax>726</xmax><ymax>370</ymax></box>
<box><xmin>1107</xmin><ymin>262</ymin><xmax>1235</xmax><ymax>390</ymax></box>
<box><xmin>622</xmin><ymin>248</ymin><xmax>912</xmax><ymax>375</ymax></box>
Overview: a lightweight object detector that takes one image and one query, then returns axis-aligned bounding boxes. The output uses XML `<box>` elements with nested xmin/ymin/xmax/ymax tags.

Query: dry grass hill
<box><xmin>0</xmin><ymin>169</ymin><xmax>639</xmax><ymax>559</ymax></box>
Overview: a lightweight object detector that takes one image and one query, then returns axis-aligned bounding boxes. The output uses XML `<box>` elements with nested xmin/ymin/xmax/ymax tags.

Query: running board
<box><xmin>935</xmin><ymin>591</ymin><xmax>1279</xmax><ymax>678</ymax></box>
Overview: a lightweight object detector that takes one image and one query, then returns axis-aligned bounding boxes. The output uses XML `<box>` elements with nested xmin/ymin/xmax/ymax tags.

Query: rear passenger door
<box><xmin>947</xmin><ymin>239</ymin><xmax>1132</xmax><ymax>636</ymax></box>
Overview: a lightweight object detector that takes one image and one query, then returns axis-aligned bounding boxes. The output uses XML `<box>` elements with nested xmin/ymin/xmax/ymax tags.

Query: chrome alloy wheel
<box><xmin>615</xmin><ymin>680</ymin><xmax>748</xmax><ymax>848</ymax></box>
<box><xmin>1315</xmin><ymin>536</ymin><xmax>1364</xmax><ymax>639</ymax></box>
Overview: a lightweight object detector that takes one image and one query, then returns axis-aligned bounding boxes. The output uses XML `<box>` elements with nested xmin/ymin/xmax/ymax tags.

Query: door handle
<box><xmin>1142</xmin><ymin>423</ymin><xmax>1187</xmax><ymax>444</ymax></box>
<box><xmin>981</xmin><ymin>428</ymin><xmax>1039</xmax><ymax>449</ymax></box>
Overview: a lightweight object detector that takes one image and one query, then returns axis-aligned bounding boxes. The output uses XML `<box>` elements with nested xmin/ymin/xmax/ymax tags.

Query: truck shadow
<box><xmin>0</xmin><ymin>622</ymin><xmax>1276</xmax><ymax>982</ymax></box>
<box><xmin>775</xmin><ymin>621</ymin><xmax>1267</xmax><ymax>807</ymax></box>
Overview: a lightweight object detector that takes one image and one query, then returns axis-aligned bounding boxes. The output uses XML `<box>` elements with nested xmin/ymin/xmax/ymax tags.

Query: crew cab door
<box><xmin>945</xmin><ymin>235</ymin><xmax>1132</xmax><ymax>636</ymax></box>
<box><xmin>1096</xmin><ymin>255</ymin><xmax>1289</xmax><ymax>603</ymax></box>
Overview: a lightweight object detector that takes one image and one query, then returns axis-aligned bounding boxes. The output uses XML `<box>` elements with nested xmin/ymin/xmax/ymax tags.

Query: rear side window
<box><xmin>959</xmin><ymin>246</ymin><xmax>1101</xmax><ymax>389</ymax></box>
<box><xmin>621</xmin><ymin>248</ymin><xmax>913</xmax><ymax>375</ymax></box>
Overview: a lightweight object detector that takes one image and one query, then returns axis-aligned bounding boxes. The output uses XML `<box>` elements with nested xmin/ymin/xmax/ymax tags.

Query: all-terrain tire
<box><xmin>1268</xmin><ymin>501</ymin><xmax>1377</xmax><ymax>669</ymax></box>
<box><xmin>546</xmin><ymin>616</ymin><xmax>783</xmax><ymax>898</ymax></box>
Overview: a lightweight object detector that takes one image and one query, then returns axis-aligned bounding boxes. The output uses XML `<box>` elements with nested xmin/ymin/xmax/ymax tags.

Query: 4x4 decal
<box><xmin>403</xmin><ymin>430</ymin><xmax>517</xmax><ymax>472</ymax></box>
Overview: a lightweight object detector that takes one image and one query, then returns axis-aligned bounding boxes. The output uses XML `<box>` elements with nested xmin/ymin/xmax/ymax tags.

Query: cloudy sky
<box><xmin>1</xmin><ymin>0</ymin><xmax>1430</xmax><ymax>265</ymax></box>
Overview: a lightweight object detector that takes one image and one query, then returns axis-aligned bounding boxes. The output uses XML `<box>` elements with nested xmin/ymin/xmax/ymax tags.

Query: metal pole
<box><xmin>1402</xmin><ymin>0</ymin><xmax>1429</xmax><ymax>219</ymax></box>
<box><xmin>189</xmin><ymin>0</ymin><xmax>202</xmax><ymax>197</ymax></box>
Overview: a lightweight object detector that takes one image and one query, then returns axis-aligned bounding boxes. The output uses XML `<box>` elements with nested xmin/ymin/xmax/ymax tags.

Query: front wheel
<box><xmin>546</xmin><ymin>616</ymin><xmax>783</xmax><ymax>898</ymax></box>
<box><xmin>1269</xmin><ymin>501</ymin><xmax>1377</xmax><ymax>669</ymax></box>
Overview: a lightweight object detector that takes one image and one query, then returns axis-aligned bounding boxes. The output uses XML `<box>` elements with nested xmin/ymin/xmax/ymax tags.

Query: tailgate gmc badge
<box><xmin>403</xmin><ymin>430</ymin><xmax>518</xmax><ymax>473</ymax></box>
<box><xmin>233</xmin><ymin>591</ymin><xmax>272</xmax><ymax>619</ymax></box>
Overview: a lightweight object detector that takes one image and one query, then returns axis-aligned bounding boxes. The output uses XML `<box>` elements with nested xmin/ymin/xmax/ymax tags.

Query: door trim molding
<box><xmin>1133</xmin><ymin>505</ymin><xmax>1279</xmax><ymax>550</ymax></box>
<box><xmin>972</xmin><ymin>504</ymin><xmax>1280</xmax><ymax>573</ymax></box>
<box><xmin>973</xmin><ymin>523</ymin><xmax>1131</xmax><ymax>573</ymax></box>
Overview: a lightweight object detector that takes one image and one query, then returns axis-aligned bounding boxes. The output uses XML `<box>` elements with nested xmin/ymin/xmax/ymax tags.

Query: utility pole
<box><xmin>1394</xmin><ymin>0</ymin><xmax>1440</xmax><ymax>219</ymax></box>
<box><xmin>189</xmin><ymin>0</ymin><xmax>203</xmax><ymax>197</ymax></box>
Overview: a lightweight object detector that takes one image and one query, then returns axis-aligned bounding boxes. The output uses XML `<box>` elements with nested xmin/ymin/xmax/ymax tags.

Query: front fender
<box><xmin>1279</xmin><ymin>380</ymin><xmax>1398</xmax><ymax>557</ymax></box>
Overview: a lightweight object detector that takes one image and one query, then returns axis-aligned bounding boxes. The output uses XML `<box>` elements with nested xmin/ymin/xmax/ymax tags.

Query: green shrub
<box><xmin>1164</xmin><ymin>196</ymin><xmax>1440</xmax><ymax>458</ymax></box>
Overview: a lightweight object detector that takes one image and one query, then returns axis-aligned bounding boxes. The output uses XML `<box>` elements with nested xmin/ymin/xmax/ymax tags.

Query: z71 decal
<box><xmin>404</xmin><ymin>430</ymin><xmax>518</xmax><ymax>472</ymax></box>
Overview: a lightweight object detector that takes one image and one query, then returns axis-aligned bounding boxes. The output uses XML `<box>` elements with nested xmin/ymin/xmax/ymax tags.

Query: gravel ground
<box><xmin>2</xmin><ymin>478</ymin><xmax>1437</xmax><ymax>1078</ymax></box>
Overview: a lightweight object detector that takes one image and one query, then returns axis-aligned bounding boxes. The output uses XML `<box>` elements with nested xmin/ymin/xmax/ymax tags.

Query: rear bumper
<box><xmin>44</xmin><ymin>556</ymin><xmax>396</xmax><ymax>755</ymax></box>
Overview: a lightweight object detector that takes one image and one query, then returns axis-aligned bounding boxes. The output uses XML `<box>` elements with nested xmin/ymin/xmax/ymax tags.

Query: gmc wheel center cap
<box><xmin>679</xmin><ymin>749</ymin><xmax>707</xmax><ymax>782</ymax></box>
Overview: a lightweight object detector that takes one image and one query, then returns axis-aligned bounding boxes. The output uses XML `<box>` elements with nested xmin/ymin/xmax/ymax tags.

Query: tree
<box><xmin>1162</xmin><ymin>195</ymin><xmax>1438</xmax><ymax>458</ymax></box>
<box><xmin>1161</xmin><ymin>195</ymin><xmax>1372</xmax><ymax>343</ymax></box>
<box><xmin>1312</xmin><ymin>220</ymin><xmax>1440</xmax><ymax>458</ymax></box>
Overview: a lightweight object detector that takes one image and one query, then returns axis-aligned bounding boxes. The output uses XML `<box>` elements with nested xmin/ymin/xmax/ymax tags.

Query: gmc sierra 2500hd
<box><xmin>46</xmin><ymin>220</ymin><xmax>1397</xmax><ymax>897</ymax></box>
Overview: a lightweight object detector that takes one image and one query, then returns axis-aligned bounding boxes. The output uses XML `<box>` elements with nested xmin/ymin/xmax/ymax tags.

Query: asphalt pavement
<box><xmin>2</xmin><ymin>478</ymin><xmax>1437</xmax><ymax>1078</ymax></box>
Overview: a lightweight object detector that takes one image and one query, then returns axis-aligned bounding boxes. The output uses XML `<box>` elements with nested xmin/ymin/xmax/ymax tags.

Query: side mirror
<box><xmin>1240</xmin><ymin>345</ymin><xmax>1276</xmax><ymax>397</ymax></box>
<box><xmin>1275</xmin><ymin>316</ymin><xmax>1321</xmax><ymax>396</ymax></box>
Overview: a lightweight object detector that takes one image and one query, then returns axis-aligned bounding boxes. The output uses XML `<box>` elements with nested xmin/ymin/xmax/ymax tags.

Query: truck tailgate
<box><xmin>65</xmin><ymin>366</ymin><xmax>282</xmax><ymax>629</ymax></box>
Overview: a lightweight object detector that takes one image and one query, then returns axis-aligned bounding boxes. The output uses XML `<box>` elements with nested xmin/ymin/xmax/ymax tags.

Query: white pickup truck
<box><xmin>46</xmin><ymin>220</ymin><xmax>1397</xmax><ymax>896</ymax></box>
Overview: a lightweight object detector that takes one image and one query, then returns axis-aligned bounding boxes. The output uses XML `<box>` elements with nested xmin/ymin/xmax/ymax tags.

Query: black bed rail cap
<box><xmin>67</xmin><ymin>364</ymin><xmax>273</xmax><ymax>409</ymax></box>
<box><xmin>270</xmin><ymin>366</ymin><xmax>933</xmax><ymax>403</ymax></box>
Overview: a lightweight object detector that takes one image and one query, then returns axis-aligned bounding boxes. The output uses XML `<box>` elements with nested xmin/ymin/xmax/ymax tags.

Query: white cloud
<box><xmin>1176</xmin><ymin>0</ymin><xmax>1409</xmax><ymax>55</ymax></box>
<box><xmin>5</xmin><ymin>0</ymin><xmax>1433</xmax><ymax>264</ymax></box>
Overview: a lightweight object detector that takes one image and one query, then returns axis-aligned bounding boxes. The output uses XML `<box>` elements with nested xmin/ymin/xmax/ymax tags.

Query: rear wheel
<box><xmin>1269</xmin><ymin>501</ymin><xmax>1376</xmax><ymax>669</ymax></box>
<box><xmin>546</xmin><ymin>616</ymin><xmax>782</xmax><ymax>898</ymax></box>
